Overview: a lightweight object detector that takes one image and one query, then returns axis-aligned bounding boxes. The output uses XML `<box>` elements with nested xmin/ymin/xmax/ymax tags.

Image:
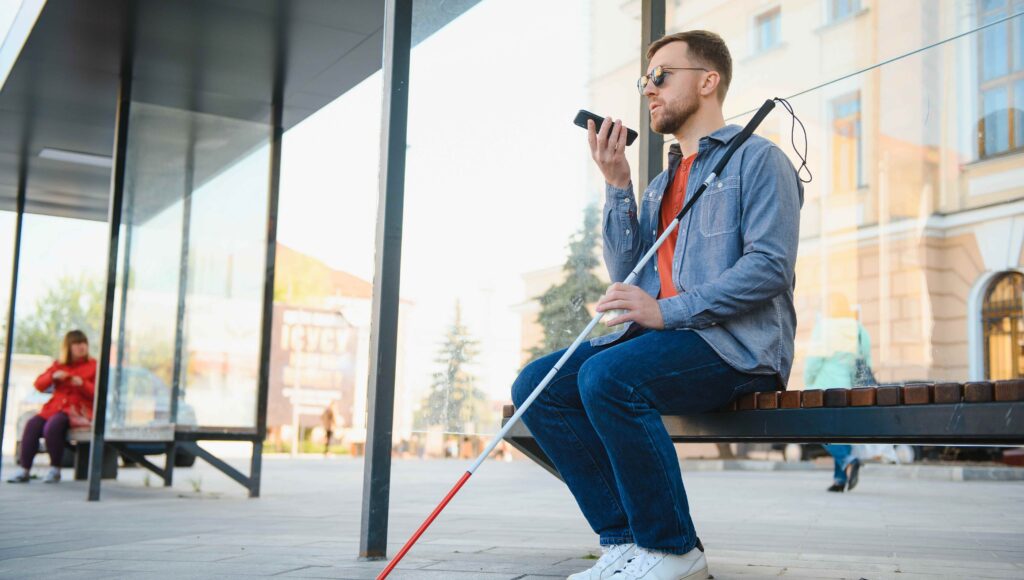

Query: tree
<box><xmin>527</xmin><ymin>204</ymin><xmax>609</xmax><ymax>363</ymax></box>
<box><xmin>15</xmin><ymin>274</ymin><xmax>105</xmax><ymax>357</ymax></box>
<box><xmin>414</xmin><ymin>301</ymin><xmax>491</xmax><ymax>434</ymax></box>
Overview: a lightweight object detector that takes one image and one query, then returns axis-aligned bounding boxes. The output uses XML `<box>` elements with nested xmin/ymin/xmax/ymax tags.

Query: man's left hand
<box><xmin>595</xmin><ymin>282</ymin><xmax>664</xmax><ymax>329</ymax></box>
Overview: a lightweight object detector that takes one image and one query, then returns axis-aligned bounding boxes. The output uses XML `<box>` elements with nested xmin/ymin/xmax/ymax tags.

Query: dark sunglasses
<box><xmin>637</xmin><ymin>65</ymin><xmax>709</xmax><ymax>94</ymax></box>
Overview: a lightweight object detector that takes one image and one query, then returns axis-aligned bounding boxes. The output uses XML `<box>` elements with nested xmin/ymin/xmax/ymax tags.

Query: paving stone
<box><xmin>801</xmin><ymin>390</ymin><xmax>823</xmax><ymax>408</ymax></box>
<box><xmin>824</xmin><ymin>388</ymin><xmax>849</xmax><ymax>407</ymax></box>
<box><xmin>849</xmin><ymin>387</ymin><xmax>876</xmax><ymax>407</ymax></box>
<box><xmin>964</xmin><ymin>381</ymin><xmax>995</xmax><ymax>403</ymax></box>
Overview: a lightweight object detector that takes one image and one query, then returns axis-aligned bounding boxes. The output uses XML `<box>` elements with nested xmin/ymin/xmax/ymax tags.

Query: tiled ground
<box><xmin>0</xmin><ymin>456</ymin><xmax>1022</xmax><ymax>579</ymax></box>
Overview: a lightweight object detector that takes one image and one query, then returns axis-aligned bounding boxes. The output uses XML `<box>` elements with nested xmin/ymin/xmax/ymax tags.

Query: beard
<box><xmin>651</xmin><ymin>96</ymin><xmax>699</xmax><ymax>135</ymax></box>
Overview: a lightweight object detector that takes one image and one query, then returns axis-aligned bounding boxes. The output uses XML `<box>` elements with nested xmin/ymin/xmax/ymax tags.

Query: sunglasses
<box><xmin>637</xmin><ymin>65</ymin><xmax>709</xmax><ymax>94</ymax></box>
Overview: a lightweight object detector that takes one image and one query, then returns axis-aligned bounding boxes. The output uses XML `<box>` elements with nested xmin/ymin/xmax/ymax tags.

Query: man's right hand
<box><xmin>587</xmin><ymin>117</ymin><xmax>631</xmax><ymax>190</ymax></box>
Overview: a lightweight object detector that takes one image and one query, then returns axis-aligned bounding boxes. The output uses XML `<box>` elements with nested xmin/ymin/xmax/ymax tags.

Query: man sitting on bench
<box><xmin>510</xmin><ymin>30</ymin><xmax>803</xmax><ymax>580</ymax></box>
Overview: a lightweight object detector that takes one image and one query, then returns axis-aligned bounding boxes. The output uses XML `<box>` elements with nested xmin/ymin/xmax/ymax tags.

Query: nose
<box><xmin>642</xmin><ymin>78</ymin><xmax>657</xmax><ymax>99</ymax></box>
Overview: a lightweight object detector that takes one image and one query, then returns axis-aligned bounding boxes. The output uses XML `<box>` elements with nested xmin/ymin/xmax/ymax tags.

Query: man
<box><xmin>511</xmin><ymin>30</ymin><xmax>803</xmax><ymax>580</ymax></box>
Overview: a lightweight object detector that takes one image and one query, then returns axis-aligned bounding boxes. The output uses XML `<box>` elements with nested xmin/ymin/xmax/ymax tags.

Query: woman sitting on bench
<box><xmin>7</xmin><ymin>330</ymin><xmax>96</xmax><ymax>484</ymax></box>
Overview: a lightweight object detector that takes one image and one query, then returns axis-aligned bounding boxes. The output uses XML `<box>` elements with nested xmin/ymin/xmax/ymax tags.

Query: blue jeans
<box><xmin>511</xmin><ymin>329</ymin><xmax>777</xmax><ymax>555</ymax></box>
<box><xmin>824</xmin><ymin>444</ymin><xmax>854</xmax><ymax>484</ymax></box>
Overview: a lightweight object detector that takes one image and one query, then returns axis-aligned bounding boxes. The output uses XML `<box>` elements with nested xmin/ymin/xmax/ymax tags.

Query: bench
<box><xmin>66</xmin><ymin>424</ymin><xmax>263</xmax><ymax>498</ymax></box>
<box><xmin>502</xmin><ymin>380</ymin><xmax>1024</xmax><ymax>478</ymax></box>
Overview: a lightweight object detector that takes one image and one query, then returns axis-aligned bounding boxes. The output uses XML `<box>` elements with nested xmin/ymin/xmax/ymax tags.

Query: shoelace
<box><xmin>615</xmin><ymin>548</ymin><xmax>661</xmax><ymax>577</ymax></box>
<box><xmin>595</xmin><ymin>544</ymin><xmax>630</xmax><ymax>569</ymax></box>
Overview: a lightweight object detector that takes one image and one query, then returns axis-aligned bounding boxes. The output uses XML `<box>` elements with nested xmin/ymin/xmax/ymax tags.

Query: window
<box><xmin>827</xmin><ymin>0</ymin><xmax>861</xmax><ymax>24</ymax></box>
<box><xmin>982</xmin><ymin>271</ymin><xmax>1024</xmax><ymax>380</ymax></box>
<box><xmin>755</xmin><ymin>8</ymin><xmax>782</xmax><ymax>53</ymax></box>
<box><xmin>977</xmin><ymin>0</ymin><xmax>1024</xmax><ymax>157</ymax></box>
<box><xmin>830</xmin><ymin>92</ymin><xmax>864</xmax><ymax>192</ymax></box>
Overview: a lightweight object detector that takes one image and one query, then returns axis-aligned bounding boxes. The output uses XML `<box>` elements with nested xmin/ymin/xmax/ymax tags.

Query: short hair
<box><xmin>646</xmin><ymin>30</ymin><xmax>732</xmax><ymax>102</ymax></box>
<box><xmin>59</xmin><ymin>330</ymin><xmax>89</xmax><ymax>365</ymax></box>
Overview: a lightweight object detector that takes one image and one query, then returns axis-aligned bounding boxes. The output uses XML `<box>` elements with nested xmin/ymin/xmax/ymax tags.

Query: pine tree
<box><xmin>415</xmin><ymin>301</ymin><xmax>491</xmax><ymax>433</ymax></box>
<box><xmin>527</xmin><ymin>204</ymin><xmax>609</xmax><ymax>363</ymax></box>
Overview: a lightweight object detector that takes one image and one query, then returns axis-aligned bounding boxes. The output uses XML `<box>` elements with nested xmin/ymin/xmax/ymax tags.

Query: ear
<box><xmin>700</xmin><ymin>71</ymin><xmax>720</xmax><ymax>99</ymax></box>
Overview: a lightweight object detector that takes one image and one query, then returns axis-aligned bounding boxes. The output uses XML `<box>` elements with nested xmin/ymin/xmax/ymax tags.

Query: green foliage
<box><xmin>15</xmin><ymin>274</ymin><xmax>105</xmax><ymax>357</ymax></box>
<box><xmin>414</xmin><ymin>302</ymin><xmax>492</xmax><ymax>434</ymax></box>
<box><xmin>527</xmin><ymin>204</ymin><xmax>609</xmax><ymax>363</ymax></box>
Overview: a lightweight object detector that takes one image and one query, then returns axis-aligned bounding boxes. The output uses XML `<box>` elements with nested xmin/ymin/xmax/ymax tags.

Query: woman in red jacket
<box><xmin>7</xmin><ymin>330</ymin><xmax>96</xmax><ymax>484</ymax></box>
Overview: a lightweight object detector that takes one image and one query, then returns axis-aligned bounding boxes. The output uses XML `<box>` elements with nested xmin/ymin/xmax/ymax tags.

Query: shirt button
<box><xmin>625</xmin><ymin>229</ymin><xmax>630</xmax><ymax>235</ymax></box>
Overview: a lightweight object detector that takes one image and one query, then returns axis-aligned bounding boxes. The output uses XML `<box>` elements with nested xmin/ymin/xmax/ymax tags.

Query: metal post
<box><xmin>639</xmin><ymin>0</ymin><xmax>666</xmax><ymax>189</ymax></box>
<box><xmin>359</xmin><ymin>0</ymin><xmax>412</xmax><ymax>561</ymax></box>
<box><xmin>250</xmin><ymin>4</ymin><xmax>287</xmax><ymax>499</ymax></box>
<box><xmin>166</xmin><ymin>119</ymin><xmax>196</xmax><ymax>487</ymax></box>
<box><xmin>88</xmin><ymin>23</ymin><xmax>134</xmax><ymax>501</ymax></box>
<box><xmin>111</xmin><ymin>172</ymin><xmax>134</xmax><ymax>429</ymax></box>
<box><xmin>0</xmin><ymin>155</ymin><xmax>27</xmax><ymax>480</ymax></box>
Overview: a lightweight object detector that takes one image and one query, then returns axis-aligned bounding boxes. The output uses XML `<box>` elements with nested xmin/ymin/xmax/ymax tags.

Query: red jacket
<box><xmin>34</xmin><ymin>358</ymin><xmax>97</xmax><ymax>426</ymax></box>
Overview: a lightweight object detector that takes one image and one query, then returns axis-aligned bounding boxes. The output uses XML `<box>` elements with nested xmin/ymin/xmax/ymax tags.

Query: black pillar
<box><xmin>88</xmin><ymin>25</ymin><xmax>134</xmax><ymax>502</ymax></box>
<box><xmin>639</xmin><ymin>0</ymin><xmax>666</xmax><ymax>189</ymax></box>
<box><xmin>250</xmin><ymin>4</ymin><xmax>287</xmax><ymax>499</ymax></box>
<box><xmin>0</xmin><ymin>153</ymin><xmax>27</xmax><ymax>480</ymax></box>
<box><xmin>166</xmin><ymin>119</ymin><xmax>196</xmax><ymax>488</ymax></box>
<box><xmin>359</xmin><ymin>0</ymin><xmax>412</xmax><ymax>561</ymax></box>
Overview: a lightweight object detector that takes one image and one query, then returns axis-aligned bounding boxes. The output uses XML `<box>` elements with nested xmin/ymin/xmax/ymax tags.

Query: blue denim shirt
<box><xmin>593</xmin><ymin>124</ymin><xmax>804</xmax><ymax>387</ymax></box>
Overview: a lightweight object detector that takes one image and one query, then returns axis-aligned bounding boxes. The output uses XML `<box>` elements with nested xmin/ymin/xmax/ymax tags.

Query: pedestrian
<box><xmin>8</xmin><ymin>330</ymin><xmax>96</xmax><ymax>484</ymax></box>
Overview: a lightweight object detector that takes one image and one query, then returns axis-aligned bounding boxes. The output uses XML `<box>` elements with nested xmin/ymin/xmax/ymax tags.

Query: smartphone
<box><xmin>574</xmin><ymin>109</ymin><xmax>638</xmax><ymax>146</ymax></box>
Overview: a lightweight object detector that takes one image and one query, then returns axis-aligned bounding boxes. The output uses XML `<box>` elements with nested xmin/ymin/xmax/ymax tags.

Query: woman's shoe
<box><xmin>43</xmin><ymin>467</ymin><xmax>61</xmax><ymax>483</ymax></box>
<box><xmin>6</xmin><ymin>468</ymin><xmax>29</xmax><ymax>483</ymax></box>
<box><xmin>846</xmin><ymin>459</ymin><xmax>861</xmax><ymax>491</ymax></box>
<box><xmin>826</xmin><ymin>482</ymin><xmax>845</xmax><ymax>492</ymax></box>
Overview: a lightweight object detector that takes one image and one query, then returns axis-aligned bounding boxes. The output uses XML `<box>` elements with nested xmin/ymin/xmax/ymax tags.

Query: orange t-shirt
<box><xmin>657</xmin><ymin>154</ymin><xmax>696</xmax><ymax>299</ymax></box>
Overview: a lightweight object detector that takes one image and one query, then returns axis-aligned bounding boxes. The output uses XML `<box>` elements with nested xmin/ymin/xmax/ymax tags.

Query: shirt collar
<box><xmin>667</xmin><ymin>124</ymin><xmax>744</xmax><ymax>162</ymax></box>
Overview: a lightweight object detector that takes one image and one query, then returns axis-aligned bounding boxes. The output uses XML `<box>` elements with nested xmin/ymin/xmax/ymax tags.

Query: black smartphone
<box><xmin>574</xmin><ymin>109</ymin><xmax>638</xmax><ymax>146</ymax></box>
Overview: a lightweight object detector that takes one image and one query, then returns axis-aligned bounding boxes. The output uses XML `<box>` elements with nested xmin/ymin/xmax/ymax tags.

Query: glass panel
<box><xmin>983</xmin><ymin>86</ymin><xmax>1010</xmax><ymax>155</ymax></box>
<box><xmin>272</xmin><ymin>74</ymin><xmax>382</xmax><ymax>456</ymax></box>
<box><xmin>1015</xmin><ymin>79</ymin><xmax>1024</xmax><ymax>147</ymax></box>
<box><xmin>982</xmin><ymin>17</ymin><xmax>1009</xmax><ymax>81</ymax></box>
<box><xmin>757</xmin><ymin>9</ymin><xmax>781</xmax><ymax>53</ymax></box>
<box><xmin>180</xmin><ymin>114</ymin><xmax>271</xmax><ymax>429</ymax></box>
<box><xmin>107</xmin><ymin>103</ymin><xmax>186</xmax><ymax>435</ymax></box>
<box><xmin>5</xmin><ymin>214</ymin><xmax>106</xmax><ymax>456</ymax></box>
<box><xmin>399</xmin><ymin>0</ymin><xmax>639</xmax><ymax>457</ymax></box>
<box><xmin>1015</xmin><ymin>5</ymin><xmax>1024</xmax><ymax>71</ymax></box>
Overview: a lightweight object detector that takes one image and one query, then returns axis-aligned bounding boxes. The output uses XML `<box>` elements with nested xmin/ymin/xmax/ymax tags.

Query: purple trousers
<box><xmin>19</xmin><ymin>412</ymin><xmax>68</xmax><ymax>469</ymax></box>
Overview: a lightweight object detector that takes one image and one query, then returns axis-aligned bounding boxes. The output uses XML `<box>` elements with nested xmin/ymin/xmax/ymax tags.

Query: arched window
<box><xmin>983</xmin><ymin>272</ymin><xmax>1024</xmax><ymax>380</ymax></box>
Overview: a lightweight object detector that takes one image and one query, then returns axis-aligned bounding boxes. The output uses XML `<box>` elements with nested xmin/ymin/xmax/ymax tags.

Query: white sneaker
<box><xmin>43</xmin><ymin>467</ymin><xmax>60</xmax><ymax>483</ymax></box>
<box><xmin>612</xmin><ymin>546</ymin><xmax>708</xmax><ymax>579</ymax></box>
<box><xmin>568</xmin><ymin>543</ymin><xmax>636</xmax><ymax>579</ymax></box>
<box><xmin>6</xmin><ymin>467</ymin><xmax>29</xmax><ymax>483</ymax></box>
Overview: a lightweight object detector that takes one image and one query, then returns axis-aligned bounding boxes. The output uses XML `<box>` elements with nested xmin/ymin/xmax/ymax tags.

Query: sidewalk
<box><xmin>0</xmin><ymin>456</ymin><xmax>1022</xmax><ymax>579</ymax></box>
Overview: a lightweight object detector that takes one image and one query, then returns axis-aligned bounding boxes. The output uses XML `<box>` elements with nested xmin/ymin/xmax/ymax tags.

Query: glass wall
<box><xmin>2</xmin><ymin>212</ymin><xmax>107</xmax><ymax>456</ymax></box>
<box><xmin>395</xmin><ymin>0</ymin><xmax>640</xmax><ymax>460</ymax></box>
<box><xmin>662</xmin><ymin>0</ymin><xmax>1024</xmax><ymax>386</ymax></box>
<box><xmin>106</xmin><ymin>101</ymin><xmax>272</xmax><ymax>434</ymax></box>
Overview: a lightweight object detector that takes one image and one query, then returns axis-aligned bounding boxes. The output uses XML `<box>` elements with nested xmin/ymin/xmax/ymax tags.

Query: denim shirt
<box><xmin>593</xmin><ymin>124</ymin><xmax>804</xmax><ymax>387</ymax></box>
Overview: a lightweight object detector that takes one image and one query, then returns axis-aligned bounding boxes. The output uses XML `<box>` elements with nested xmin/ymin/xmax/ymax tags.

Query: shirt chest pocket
<box><xmin>699</xmin><ymin>175</ymin><xmax>741</xmax><ymax>237</ymax></box>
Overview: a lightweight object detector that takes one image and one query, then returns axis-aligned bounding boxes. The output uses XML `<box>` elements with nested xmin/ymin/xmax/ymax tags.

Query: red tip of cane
<box><xmin>376</xmin><ymin>471</ymin><xmax>473</xmax><ymax>580</ymax></box>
